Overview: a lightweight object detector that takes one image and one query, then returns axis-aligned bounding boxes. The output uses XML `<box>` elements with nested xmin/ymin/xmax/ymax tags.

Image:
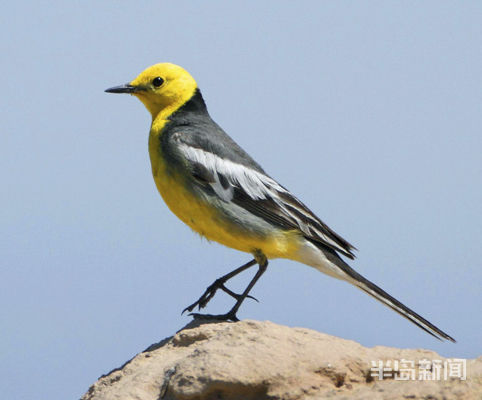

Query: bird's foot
<box><xmin>182</xmin><ymin>278</ymin><xmax>258</xmax><ymax>315</ymax></box>
<box><xmin>189</xmin><ymin>311</ymin><xmax>239</xmax><ymax>322</ymax></box>
<box><xmin>220</xmin><ymin>285</ymin><xmax>259</xmax><ymax>303</ymax></box>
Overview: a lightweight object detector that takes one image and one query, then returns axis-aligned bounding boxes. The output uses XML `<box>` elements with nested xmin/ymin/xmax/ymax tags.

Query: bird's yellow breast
<box><xmin>148</xmin><ymin>126</ymin><xmax>299</xmax><ymax>259</ymax></box>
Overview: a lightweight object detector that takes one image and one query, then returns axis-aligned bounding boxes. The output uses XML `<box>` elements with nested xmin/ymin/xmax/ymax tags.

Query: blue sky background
<box><xmin>1</xmin><ymin>2</ymin><xmax>481</xmax><ymax>399</ymax></box>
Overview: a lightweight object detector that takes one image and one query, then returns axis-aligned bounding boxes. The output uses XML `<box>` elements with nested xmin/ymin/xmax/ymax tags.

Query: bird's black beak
<box><xmin>104</xmin><ymin>83</ymin><xmax>139</xmax><ymax>94</ymax></box>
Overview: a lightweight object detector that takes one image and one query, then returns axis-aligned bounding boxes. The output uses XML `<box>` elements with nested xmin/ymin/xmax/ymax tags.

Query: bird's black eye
<box><xmin>152</xmin><ymin>77</ymin><xmax>164</xmax><ymax>87</ymax></box>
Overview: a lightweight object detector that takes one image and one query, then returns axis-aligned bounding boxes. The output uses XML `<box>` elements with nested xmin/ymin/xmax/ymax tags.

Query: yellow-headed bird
<box><xmin>105</xmin><ymin>63</ymin><xmax>454</xmax><ymax>342</ymax></box>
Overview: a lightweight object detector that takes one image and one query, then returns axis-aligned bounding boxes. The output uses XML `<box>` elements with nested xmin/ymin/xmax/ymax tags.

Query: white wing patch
<box><xmin>178</xmin><ymin>143</ymin><xmax>287</xmax><ymax>200</ymax></box>
<box><xmin>177</xmin><ymin>142</ymin><xmax>354</xmax><ymax>257</ymax></box>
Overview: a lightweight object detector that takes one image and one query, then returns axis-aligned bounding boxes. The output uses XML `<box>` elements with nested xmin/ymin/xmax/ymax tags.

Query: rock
<box><xmin>81</xmin><ymin>320</ymin><xmax>481</xmax><ymax>400</ymax></box>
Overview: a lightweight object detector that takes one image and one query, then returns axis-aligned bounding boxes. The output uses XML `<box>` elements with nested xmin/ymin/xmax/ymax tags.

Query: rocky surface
<box><xmin>82</xmin><ymin>320</ymin><xmax>481</xmax><ymax>400</ymax></box>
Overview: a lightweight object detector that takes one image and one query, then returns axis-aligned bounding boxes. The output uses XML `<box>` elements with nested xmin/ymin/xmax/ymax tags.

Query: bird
<box><xmin>105</xmin><ymin>62</ymin><xmax>455</xmax><ymax>342</ymax></box>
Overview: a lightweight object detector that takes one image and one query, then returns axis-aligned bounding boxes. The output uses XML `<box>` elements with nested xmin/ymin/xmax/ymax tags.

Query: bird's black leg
<box><xmin>189</xmin><ymin>252</ymin><xmax>269</xmax><ymax>322</ymax></box>
<box><xmin>182</xmin><ymin>258</ymin><xmax>257</xmax><ymax>315</ymax></box>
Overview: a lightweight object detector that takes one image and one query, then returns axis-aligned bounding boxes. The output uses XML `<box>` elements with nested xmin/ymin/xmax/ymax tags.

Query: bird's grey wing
<box><xmin>170</xmin><ymin>132</ymin><xmax>356</xmax><ymax>259</ymax></box>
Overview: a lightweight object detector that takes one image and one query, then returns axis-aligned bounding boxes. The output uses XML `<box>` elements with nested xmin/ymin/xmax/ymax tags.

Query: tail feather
<box><xmin>337</xmin><ymin>257</ymin><xmax>455</xmax><ymax>342</ymax></box>
<box><xmin>353</xmin><ymin>271</ymin><xmax>455</xmax><ymax>343</ymax></box>
<box><xmin>304</xmin><ymin>240</ymin><xmax>456</xmax><ymax>342</ymax></box>
<box><xmin>354</xmin><ymin>279</ymin><xmax>454</xmax><ymax>341</ymax></box>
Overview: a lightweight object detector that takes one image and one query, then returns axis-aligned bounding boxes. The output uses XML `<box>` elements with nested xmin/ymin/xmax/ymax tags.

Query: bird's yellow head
<box><xmin>105</xmin><ymin>63</ymin><xmax>198</xmax><ymax>119</ymax></box>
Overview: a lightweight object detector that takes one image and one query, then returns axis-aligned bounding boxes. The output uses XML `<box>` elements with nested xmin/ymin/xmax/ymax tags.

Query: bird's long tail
<box><xmin>299</xmin><ymin>240</ymin><xmax>456</xmax><ymax>342</ymax></box>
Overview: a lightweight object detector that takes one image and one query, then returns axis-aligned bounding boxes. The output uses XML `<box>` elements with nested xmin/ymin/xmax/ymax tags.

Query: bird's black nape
<box><xmin>171</xmin><ymin>88</ymin><xmax>208</xmax><ymax>116</ymax></box>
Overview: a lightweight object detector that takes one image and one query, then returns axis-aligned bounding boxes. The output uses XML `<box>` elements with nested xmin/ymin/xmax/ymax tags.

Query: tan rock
<box><xmin>82</xmin><ymin>320</ymin><xmax>481</xmax><ymax>400</ymax></box>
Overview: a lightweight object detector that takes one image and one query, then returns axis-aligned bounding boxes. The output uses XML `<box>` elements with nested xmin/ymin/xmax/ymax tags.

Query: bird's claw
<box><xmin>182</xmin><ymin>280</ymin><xmax>259</xmax><ymax>315</ymax></box>
<box><xmin>189</xmin><ymin>311</ymin><xmax>239</xmax><ymax>322</ymax></box>
<box><xmin>181</xmin><ymin>283</ymin><xmax>220</xmax><ymax>314</ymax></box>
<box><xmin>219</xmin><ymin>285</ymin><xmax>259</xmax><ymax>303</ymax></box>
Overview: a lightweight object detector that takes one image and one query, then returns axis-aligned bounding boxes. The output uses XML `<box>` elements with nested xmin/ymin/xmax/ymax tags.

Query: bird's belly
<box><xmin>152</xmin><ymin>170</ymin><xmax>300</xmax><ymax>259</ymax></box>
